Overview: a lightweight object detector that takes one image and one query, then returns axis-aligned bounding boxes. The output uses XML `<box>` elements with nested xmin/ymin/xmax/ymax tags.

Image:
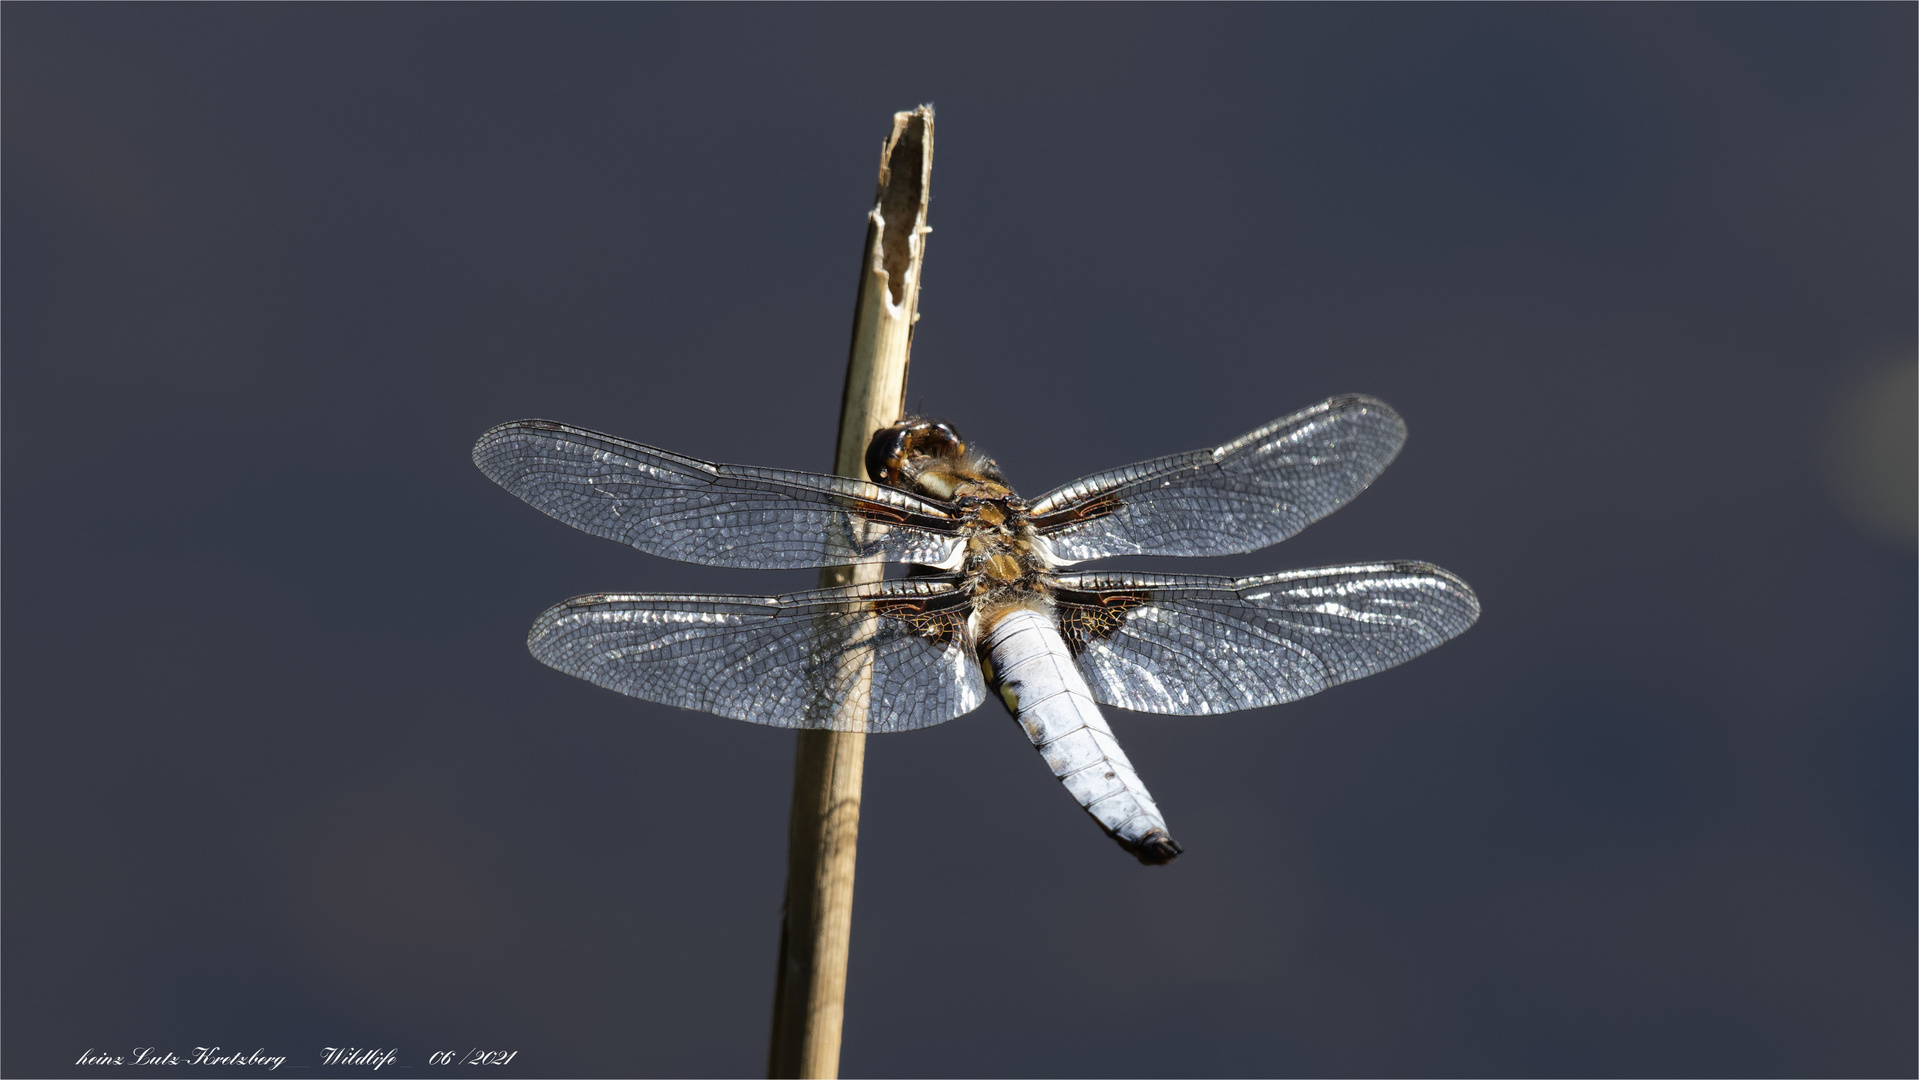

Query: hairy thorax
<box><xmin>866</xmin><ymin>420</ymin><xmax>1054</xmax><ymax>634</ymax></box>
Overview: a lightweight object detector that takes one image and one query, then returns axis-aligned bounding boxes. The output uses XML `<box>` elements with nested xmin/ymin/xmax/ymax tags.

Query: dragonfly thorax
<box><xmin>957</xmin><ymin>500</ymin><xmax>1051</xmax><ymax>623</ymax></box>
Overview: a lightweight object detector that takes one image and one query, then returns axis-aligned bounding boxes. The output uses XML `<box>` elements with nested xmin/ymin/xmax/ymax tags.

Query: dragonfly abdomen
<box><xmin>980</xmin><ymin>607</ymin><xmax>1182</xmax><ymax>865</ymax></box>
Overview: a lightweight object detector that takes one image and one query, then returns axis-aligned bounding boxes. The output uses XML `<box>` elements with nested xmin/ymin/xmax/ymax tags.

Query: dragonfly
<box><xmin>473</xmin><ymin>395</ymin><xmax>1478</xmax><ymax>864</ymax></box>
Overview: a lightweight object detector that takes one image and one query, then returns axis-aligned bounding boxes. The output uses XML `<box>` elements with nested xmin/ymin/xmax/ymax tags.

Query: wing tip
<box><xmin>1316</xmin><ymin>393</ymin><xmax>1408</xmax><ymax>453</ymax></box>
<box><xmin>1391</xmin><ymin>560</ymin><xmax>1482</xmax><ymax>626</ymax></box>
<box><xmin>1357</xmin><ymin>560</ymin><xmax>1481</xmax><ymax>639</ymax></box>
<box><xmin>475</xmin><ymin>418</ymin><xmax>566</xmax><ymax>443</ymax></box>
<box><xmin>1337</xmin><ymin>393</ymin><xmax>1409</xmax><ymax>452</ymax></box>
<box><xmin>1324</xmin><ymin>391</ymin><xmax>1401</xmax><ymax>419</ymax></box>
<box><xmin>472</xmin><ymin>418</ymin><xmax>569</xmax><ymax>470</ymax></box>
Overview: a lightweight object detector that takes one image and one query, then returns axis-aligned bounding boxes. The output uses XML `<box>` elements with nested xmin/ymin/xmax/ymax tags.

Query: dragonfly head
<box><xmin>867</xmin><ymin>417</ymin><xmax>965</xmax><ymax>486</ymax></box>
<box><xmin>868</xmin><ymin>417</ymin><xmax>1010</xmax><ymax>500</ymax></box>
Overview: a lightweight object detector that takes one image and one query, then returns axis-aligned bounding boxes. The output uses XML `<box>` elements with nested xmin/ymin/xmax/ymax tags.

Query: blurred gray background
<box><xmin>6</xmin><ymin>5</ymin><xmax>1913</xmax><ymax>1077</ymax></box>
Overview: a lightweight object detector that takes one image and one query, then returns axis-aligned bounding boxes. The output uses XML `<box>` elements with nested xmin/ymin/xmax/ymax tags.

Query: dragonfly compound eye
<box><xmin>864</xmin><ymin>418</ymin><xmax>967</xmax><ymax>486</ymax></box>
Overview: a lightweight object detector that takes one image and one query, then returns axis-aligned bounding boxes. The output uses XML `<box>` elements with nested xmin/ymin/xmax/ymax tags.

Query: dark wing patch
<box><xmin>872</xmin><ymin>590</ymin><xmax>972</xmax><ymax>646</ymax></box>
<box><xmin>1027</xmin><ymin>492</ymin><xmax>1122</xmax><ymax>534</ymax></box>
<box><xmin>475</xmin><ymin>419</ymin><xmax>965</xmax><ymax>570</ymax></box>
<box><xmin>527</xmin><ymin>576</ymin><xmax>985</xmax><ymax>732</ymax></box>
<box><xmin>1029</xmin><ymin>396</ymin><xmax>1406</xmax><ymax>563</ymax></box>
<box><xmin>1052</xmin><ymin>586</ymin><xmax>1152</xmax><ymax>657</ymax></box>
<box><xmin>1050</xmin><ymin>563</ymin><xmax>1478</xmax><ymax>715</ymax></box>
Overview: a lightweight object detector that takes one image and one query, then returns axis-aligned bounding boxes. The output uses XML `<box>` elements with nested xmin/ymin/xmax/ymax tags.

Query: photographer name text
<box><xmin>77</xmin><ymin>1047</ymin><xmax>519</xmax><ymax>1069</ymax></box>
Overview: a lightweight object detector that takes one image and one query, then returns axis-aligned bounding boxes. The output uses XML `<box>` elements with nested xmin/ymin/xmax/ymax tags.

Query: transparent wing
<box><xmin>1051</xmin><ymin>562</ymin><xmax>1478</xmax><ymax>715</ymax></box>
<box><xmin>527</xmin><ymin>576</ymin><xmax>986</xmax><ymax>732</ymax></box>
<box><xmin>474</xmin><ymin>420</ymin><xmax>965</xmax><ymax>570</ymax></box>
<box><xmin>1029</xmin><ymin>396</ymin><xmax>1406</xmax><ymax>563</ymax></box>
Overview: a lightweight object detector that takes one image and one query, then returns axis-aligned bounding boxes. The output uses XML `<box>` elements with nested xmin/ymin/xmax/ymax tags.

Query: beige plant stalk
<box><xmin>768</xmin><ymin>104</ymin><xmax>933</xmax><ymax>1080</ymax></box>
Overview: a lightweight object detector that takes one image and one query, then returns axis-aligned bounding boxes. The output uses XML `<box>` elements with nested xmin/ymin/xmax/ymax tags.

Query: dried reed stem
<box><xmin>768</xmin><ymin>105</ymin><xmax>934</xmax><ymax>1080</ymax></box>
